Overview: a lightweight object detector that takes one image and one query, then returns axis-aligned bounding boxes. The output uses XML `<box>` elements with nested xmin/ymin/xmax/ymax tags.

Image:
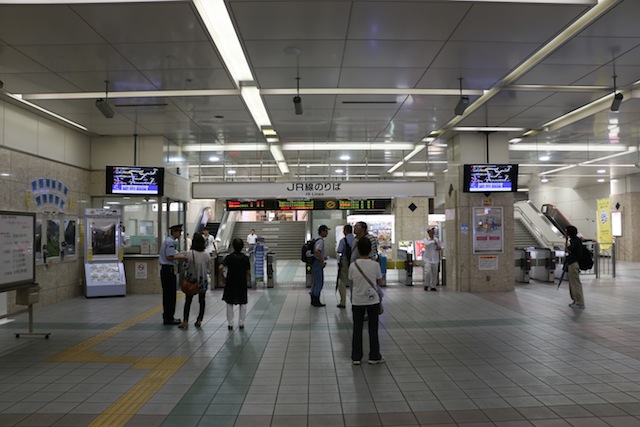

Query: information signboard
<box><xmin>0</xmin><ymin>211</ymin><xmax>35</xmax><ymax>292</ymax></box>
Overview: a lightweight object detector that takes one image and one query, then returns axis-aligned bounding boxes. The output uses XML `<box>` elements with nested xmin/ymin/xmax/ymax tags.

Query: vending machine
<box><xmin>84</xmin><ymin>208</ymin><xmax>126</xmax><ymax>297</ymax></box>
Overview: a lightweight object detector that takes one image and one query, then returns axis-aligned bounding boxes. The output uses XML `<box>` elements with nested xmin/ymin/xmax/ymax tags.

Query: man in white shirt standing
<box><xmin>422</xmin><ymin>227</ymin><xmax>441</xmax><ymax>292</ymax></box>
<box><xmin>202</xmin><ymin>227</ymin><xmax>216</xmax><ymax>257</ymax></box>
<box><xmin>246</xmin><ymin>229</ymin><xmax>257</xmax><ymax>253</ymax></box>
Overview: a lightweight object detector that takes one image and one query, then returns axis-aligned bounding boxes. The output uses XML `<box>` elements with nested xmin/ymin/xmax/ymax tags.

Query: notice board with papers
<box><xmin>0</xmin><ymin>211</ymin><xmax>36</xmax><ymax>292</ymax></box>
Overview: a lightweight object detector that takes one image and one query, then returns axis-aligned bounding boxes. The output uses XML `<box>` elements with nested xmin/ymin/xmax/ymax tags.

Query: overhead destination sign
<box><xmin>226</xmin><ymin>199</ymin><xmax>391</xmax><ymax>211</ymax></box>
<box><xmin>193</xmin><ymin>181</ymin><xmax>435</xmax><ymax>199</ymax></box>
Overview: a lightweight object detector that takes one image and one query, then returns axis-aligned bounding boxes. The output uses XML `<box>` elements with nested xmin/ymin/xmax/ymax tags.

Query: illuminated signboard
<box><xmin>226</xmin><ymin>199</ymin><xmax>390</xmax><ymax>211</ymax></box>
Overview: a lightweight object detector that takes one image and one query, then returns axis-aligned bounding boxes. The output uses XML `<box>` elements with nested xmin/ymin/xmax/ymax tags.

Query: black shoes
<box><xmin>163</xmin><ymin>318</ymin><xmax>181</xmax><ymax>325</ymax></box>
<box><xmin>311</xmin><ymin>296</ymin><xmax>326</xmax><ymax>307</ymax></box>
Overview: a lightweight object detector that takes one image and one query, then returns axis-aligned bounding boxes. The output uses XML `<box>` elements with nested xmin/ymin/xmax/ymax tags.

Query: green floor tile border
<box><xmin>165</xmin><ymin>290</ymin><xmax>289</xmax><ymax>425</ymax></box>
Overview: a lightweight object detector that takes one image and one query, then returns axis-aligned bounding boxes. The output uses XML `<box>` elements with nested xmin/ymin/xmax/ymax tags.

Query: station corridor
<box><xmin>1</xmin><ymin>261</ymin><xmax>640</xmax><ymax>427</ymax></box>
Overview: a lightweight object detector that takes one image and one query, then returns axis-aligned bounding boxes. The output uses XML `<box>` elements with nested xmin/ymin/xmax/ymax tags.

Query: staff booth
<box><xmin>84</xmin><ymin>208</ymin><xmax>126</xmax><ymax>297</ymax></box>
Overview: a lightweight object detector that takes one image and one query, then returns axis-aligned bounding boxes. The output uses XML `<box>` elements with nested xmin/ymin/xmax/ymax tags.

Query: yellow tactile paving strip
<box><xmin>48</xmin><ymin>295</ymin><xmax>188</xmax><ymax>427</ymax></box>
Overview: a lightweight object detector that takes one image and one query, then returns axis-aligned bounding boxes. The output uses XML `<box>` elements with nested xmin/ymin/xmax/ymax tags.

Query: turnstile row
<box><xmin>515</xmin><ymin>247</ymin><xmax>558</xmax><ymax>283</ymax></box>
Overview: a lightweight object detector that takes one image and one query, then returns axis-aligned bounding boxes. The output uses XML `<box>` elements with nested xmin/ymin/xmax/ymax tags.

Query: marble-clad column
<box><xmin>443</xmin><ymin>133</ymin><xmax>515</xmax><ymax>292</ymax></box>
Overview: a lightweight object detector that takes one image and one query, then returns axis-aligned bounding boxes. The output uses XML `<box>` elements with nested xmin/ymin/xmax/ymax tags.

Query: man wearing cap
<box><xmin>422</xmin><ymin>227</ymin><xmax>441</xmax><ymax>292</ymax></box>
<box><xmin>159</xmin><ymin>224</ymin><xmax>186</xmax><ymax>325</ymax></box>
<box><xmin>310</xmin><ymin>225</ymin><xmax>330</xmax><ymax>307</ymax></box>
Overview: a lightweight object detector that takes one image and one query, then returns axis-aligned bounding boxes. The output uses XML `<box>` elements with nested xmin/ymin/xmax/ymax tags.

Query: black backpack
<box><xmin>301</xmin><ymin>239</ymin><xmax>317</xmax><ymax>264</ymax></box>
<box><xmin>578</xmin><ymin>244</ymin><xmax>594</xmax><ymax>271</ymax></box>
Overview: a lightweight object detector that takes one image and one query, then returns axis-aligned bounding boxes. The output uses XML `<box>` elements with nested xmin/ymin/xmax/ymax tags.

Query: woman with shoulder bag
<box><xmin>178</xmin><ymin>232</ymin><xmax>211</xmax><ymax>329</ymax></box>
<box><xmin>348</xmin><ymin>237</ymin><xmax>384</xmax><ymax>365</ymax></box>
<box><xmin>220</xmin><ymin>238</ymin><xmax>250</xmax><ymax>330</ymax></box>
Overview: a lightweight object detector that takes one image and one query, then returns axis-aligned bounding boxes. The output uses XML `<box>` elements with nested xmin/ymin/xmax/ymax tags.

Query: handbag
<box><xmin>354</xmin><ymin>261</ymin><xmax>383</xmax><ymax>314</ymax></box>
<box><xmin>181</xmin><ymin>251</ymin><xmax>200</xmax><ymax>296</ymax></box>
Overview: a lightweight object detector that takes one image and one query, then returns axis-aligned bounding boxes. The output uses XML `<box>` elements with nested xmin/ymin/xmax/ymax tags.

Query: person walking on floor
<box><xmin>337</xmin><ymin>224</ymin><xmax>354</xmax><ymax>308</ymax></box>
<box><xmin>310</xmin><ymin>224</ymin><xmax>330</xmax><ymax>307</ymax></box>
<box><xmin>349</xmin><ymin>237</ymin><xmax>384</xmax><ymax>365</ymax></box>
<box><xmin>179</xmin><ymin>232</ymin><xmax>210</xmax><ymax>329</ymax></box>
<box><xmin>220</xmin><ymin>238</ymin><xmax>251</xmax><ymax>330</ymax></box>
<box><xmin>422</xmin><ymin>227</ymin><xmax>441</xmax><ymax>292</ymax></box>
<box><xmin>159</xmin><ymin>224</ymin><xmax>187</xmax><ymax>325</ymax></box>
<box><xmin>565</xmin><ymin>225</ymin><xmax>585</xmax><ymax>309</ymax></box>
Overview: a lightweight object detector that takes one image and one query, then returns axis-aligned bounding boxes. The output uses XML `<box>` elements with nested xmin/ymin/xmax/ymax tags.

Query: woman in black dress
<box><xmin>220</xmin><ymin>238</ymin><xmax>250</xmax><ymax>330</ymax></box>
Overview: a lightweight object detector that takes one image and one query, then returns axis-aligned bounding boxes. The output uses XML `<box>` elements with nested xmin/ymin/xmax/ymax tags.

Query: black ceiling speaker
<box><xmin>293</xmin><ymin>50</ymin><xmax>303</xmax><ymax>115</ymax></box>
<box><xmin>455</xmin><ymin>96</ymin><xmax>469</xmax><ymax>116</ymax></box>
<box><xmin>96</xmin><ymin>80</ymin><xmax>114</xmax><ymax>118</ymax></box>
<box><xmin>610</xmin><ymin>60</ymin><xmax>623</xmax><ymax>112</ymax></box>
<box><xmin>611</xmin><ymin>92</ymin><xmax>623</xmax><ymax>112</ymax></box>
<box><xmin>454</xmin><ymin>77</ymin><xmax>468</xmax><ymax>116</ymax></box>
<box><xmin>95</xmin><ymin>99</ymin><xmax>114</xmax><ymax>118</ymax></box>
<box><xmin>293</xmin><ymin>95</ymin><xmax>303</xmax><ymax>115</ymax></box>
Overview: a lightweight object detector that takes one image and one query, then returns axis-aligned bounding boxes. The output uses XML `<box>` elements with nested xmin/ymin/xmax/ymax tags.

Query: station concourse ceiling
<box><xmin>1</xmin><ymin>0</ymin><xmax>640</xmax><ymax>191</ymax></box>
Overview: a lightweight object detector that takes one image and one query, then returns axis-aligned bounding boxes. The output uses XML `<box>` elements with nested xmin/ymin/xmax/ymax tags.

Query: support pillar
<box><xmin>443</xmin><ymin>133</ymin><xmax>515</xmax><ymax>291</ymax></box>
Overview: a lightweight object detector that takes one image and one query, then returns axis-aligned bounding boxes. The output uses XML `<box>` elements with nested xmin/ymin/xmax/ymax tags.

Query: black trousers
<box><xmin>183</xmin><ymin>292</ymin><xmax>206</xmax><ymax>323</ymax></box>
<box><xmin>160</xmin><ymin>265</ymin><xmax>177</xmax><ymax>321</ymax></box>
<box><xmin>352</xmin><ymin>304</ymin><xmax>381</xmax><ymax>362</ymax></box>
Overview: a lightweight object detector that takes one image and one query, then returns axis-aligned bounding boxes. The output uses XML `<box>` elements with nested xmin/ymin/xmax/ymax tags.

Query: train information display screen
<box><xmin>106</xmin><ymin>166</ymin><xmax>164</xmax><ymax>195</ymax></box>
<box><xmin>462</xmin><ymin>164</ymin><xmax>518</xmax><ymax>193</ymax></box>
<box><xmin>226</xmin><ymin>199</ymin><xmax>390</xmax><ymax>211</ymax></box>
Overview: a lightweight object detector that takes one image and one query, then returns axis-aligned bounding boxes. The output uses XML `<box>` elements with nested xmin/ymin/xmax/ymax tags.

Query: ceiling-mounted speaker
<box><xmin>293</xmin><ymin>95</ymin><xmax>303</xmax><ymax>115</ymax></box>
<box><xmin>610</xmin><ymin>92</ymin><xmax>623</xmax><ymax>112</ymax></box>
<box><xmin>95</xmin><ymin>98</ymin><xmax>114</xmax><ymax>118</ymax></box>
<box><xmin>455</xmin><ymin>96</ymin><xmax>469</xmax><ymax>116</ymax></box>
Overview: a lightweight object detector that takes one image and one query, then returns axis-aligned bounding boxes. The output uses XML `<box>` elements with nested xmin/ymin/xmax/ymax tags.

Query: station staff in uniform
<box><xmin>159</xmin><ymin>224</ymin><xmax>186</xmax><ymax>325</ymax></box>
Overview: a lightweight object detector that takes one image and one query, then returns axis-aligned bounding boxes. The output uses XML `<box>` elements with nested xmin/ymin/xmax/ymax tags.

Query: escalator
<box><xmin>541</xmin><ymin>204</ymin><xmax>571</xmax><ymax>236</ymax></box>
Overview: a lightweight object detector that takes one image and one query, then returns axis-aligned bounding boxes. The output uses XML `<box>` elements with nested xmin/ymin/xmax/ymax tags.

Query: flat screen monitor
<box><xmin>463</xmin><ymin>164</ymin><xmax>518</xmax><ymax>193</ymax></box>
<box><xmin>106</xmin><ymin>166</ymin><xmax>164</xmax><ymax>196</ymax></box>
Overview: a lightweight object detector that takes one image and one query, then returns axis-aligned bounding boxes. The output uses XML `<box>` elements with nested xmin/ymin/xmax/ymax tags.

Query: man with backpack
<box><xmin>565</xmin><ymin>225</ymin><xmax>585</xmax><ymax>309</ymax></box>
<box><xmin>336</xmin><ymin>224</ymin><xmax>354</xmax><ymax>308</ymax></box>
<box><xmin>310</xmin><ymin>225</ymin><xmax>330</xmax><ymax>307</ymax></box>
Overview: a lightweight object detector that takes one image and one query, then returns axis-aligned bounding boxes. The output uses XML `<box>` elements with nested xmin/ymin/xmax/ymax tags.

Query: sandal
<box><xmin>178</xmin><ymin>322</ymin><xmax>188</xmax><ymax>329</ymax></box>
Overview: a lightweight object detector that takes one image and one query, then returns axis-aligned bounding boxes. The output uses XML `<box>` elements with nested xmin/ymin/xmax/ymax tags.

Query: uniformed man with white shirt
<box><xmin>422</xmin><ymin>227</ymin><xmax>442</xmax><ymax>291</ymax></box>
<box><xmin>159</xmin><ymin>224</ymin><xmax>186</xmax><ymax>325</ymax></box>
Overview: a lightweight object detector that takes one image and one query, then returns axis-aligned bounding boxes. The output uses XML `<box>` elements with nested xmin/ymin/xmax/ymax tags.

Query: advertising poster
<box><xmin>472</xmin><ymin>207</ymin><xmax>503</xmax><ymax>253</ymax></box>
<box><xmin>597</xmin><ymin>198</ymin><xmax>612</xmax><ymax>250</ymax></box>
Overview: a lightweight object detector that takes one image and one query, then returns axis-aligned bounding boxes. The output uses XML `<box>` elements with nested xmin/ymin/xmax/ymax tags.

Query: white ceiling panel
<box><xmin>1</xmin><ymin>0</ymin><xmax>640</xmax><ymax>189</ymax></box>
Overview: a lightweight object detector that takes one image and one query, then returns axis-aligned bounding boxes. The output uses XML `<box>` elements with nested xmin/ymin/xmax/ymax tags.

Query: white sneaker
<box><xmin>352</xmin><ymin>360</ymin><xmax>361</xmax><ymax>365</ymax></box>
<box><xmin>368</xmin><ymin>358</ymin><xmax>385</xmax><ymax>365</ymax></box>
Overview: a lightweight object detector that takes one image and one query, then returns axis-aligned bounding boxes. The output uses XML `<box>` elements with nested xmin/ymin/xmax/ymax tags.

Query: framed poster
<box><xmin>472</xmin><ymin>207</ymin><xmax>503</xmax><ymax>254</ymax></box>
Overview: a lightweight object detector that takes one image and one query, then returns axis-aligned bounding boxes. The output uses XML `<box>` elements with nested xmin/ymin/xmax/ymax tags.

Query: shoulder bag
<box><xmin>181</xmin><ymin>250</ymin><xmax>200</xmax><ymax>296</ymax></box>
<box><xmin>354</xmin><ymin>261</ymin><xmax>383</xmax><ymax>314</ymax></box>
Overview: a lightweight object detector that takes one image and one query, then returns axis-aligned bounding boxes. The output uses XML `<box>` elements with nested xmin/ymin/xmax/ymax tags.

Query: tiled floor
<box><xmin>1</xmin><ymin>260</ymin><xmax>640</xmax><ymax>426</ymax></box>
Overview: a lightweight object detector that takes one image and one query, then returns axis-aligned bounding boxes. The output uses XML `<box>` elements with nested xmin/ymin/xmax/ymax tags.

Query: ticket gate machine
<box><xmin>514</xmin><ymin>248</ymin><xmax>530</xmax><ymax>283</ymax></box>
<box><xmin>526</xmin><ymin>247</ymin><xmax>556</xmax><ymax>282</ymax></box>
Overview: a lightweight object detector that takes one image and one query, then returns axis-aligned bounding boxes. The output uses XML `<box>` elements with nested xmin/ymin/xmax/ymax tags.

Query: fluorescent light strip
<box><xmin>22</xmin><ymin>89</ymin><xmax>239</xmax><ymax>100</ymax></box>
<box><xmin>269</xmin><ymin>145</ymin><xmax>285</xmax><ymax>163</ymax></box>
<box><xmin>507</xmin><ymin>84</ymin><xmax>610</xmax><ymax>92</ymax></box>
<box><xmin>240</xmin><ymin>84</ymin><xmax>271</xmax><ymax>128</ymax></box>
<box><xmin>387</xmin><ymin>145</ymin><xmax>425</xmax><ymax>174</ymax></box>
<box><xmin>540</xmin><ymin>164</ymin><xmax>577</xmax><ymax>175</ymax></box>
<box><xmin>453</xmin><ymin>127</ymin><xmax>526</xmax><ymax>132</ymax></box>
<box><xmin>182</xmin><ymin>143</ymin><xmax>269</xmax><ymax>152</ymax></box>
<box><xmin>4</xmin><ymin>93</ymin><xmax>87</xmax><ymax>131</ymax></box>
<box><xmin>192</xmin><ymin>0</ymin><xmax>253</xmax><ymax>85</ymax></box>
<box><xmin>283</xmin><ymin>142</ymin><xmax>415</xmax><ymax>151</ymax></box>
<box><xmin>261</xmin><ymin>88</ymin><xmax>484</xmax><ymax>96</ymax></box>
<box><xmin>391</xmin><ymin>171</ymin><xmax>434</xmax><ymax>177</ymax></box>
<box><xmin>510</xmin><ymin>143</ymin><xmax>628</xmax><ymax>152</ymax></box>
<box><xmin>543</xmin><ymin>91</ymin><xmax>624</xmax><ymax>132</ymax></box>
<box><xmin>579</xmin><ymin>147</ymin><xmax>636</xmax><ymax>165</ymax></box>
<box><xmin>427</xmin><ymin>0</ymin><xmax>615</xmax><ymax>137</ymax></box>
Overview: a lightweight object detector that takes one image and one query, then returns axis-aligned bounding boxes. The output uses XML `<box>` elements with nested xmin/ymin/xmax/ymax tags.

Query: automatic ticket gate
<box><xmin>396</xmin><ymin>249</ymin><xmax>413</xmax><ymax>286</ymax></box>
<box><xmin>514</xmin><ymin>248</ymin><xmax>530</xmax><ymax>283</ymax></box>
<box><xmin>526</xmin><ymin>247</ymin><xmax>555</xmax><ymax>282</ymax></box>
